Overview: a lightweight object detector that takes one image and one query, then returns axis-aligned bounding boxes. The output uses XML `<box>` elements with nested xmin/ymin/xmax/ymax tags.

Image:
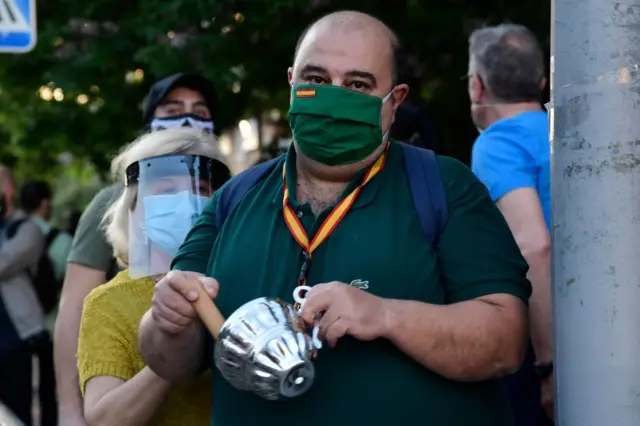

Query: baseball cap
<box><xmin>142</xmin><ymin>73</ymin><xmax>218</xmax><ymax>125</ymax></box>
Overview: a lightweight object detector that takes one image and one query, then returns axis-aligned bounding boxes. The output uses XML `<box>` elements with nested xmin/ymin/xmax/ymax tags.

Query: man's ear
<box><xmin>391</xmin><ymin>83</ymin><xmax>409</xmax><ymax>114</ymax></box>
<box><xmin>469</xmin><ymin>73</ymin><xmax>484</xmax><ymax>104</ymax></box>
<box><xmin>540</xmin><ymin>77</ymin><xmax>547</xmax><ymax>91</ymax></box>
<box><xmin>287</xmin><ymin>67</ymin><xmax>294</xmax><ymax>86</ymax></box>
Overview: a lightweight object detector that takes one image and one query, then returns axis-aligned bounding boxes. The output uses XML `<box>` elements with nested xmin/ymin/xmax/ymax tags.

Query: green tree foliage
<box><xmin>0</xmin><ymin>0</ymin><xmax>550</xmax><ymax>183</ymax></box>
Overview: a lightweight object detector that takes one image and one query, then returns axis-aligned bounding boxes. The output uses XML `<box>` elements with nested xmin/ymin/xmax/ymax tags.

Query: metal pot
<box><xmin>213</xmin><ymin>297</ymin><xmax>317</xmax><ymax>401</ymax></box>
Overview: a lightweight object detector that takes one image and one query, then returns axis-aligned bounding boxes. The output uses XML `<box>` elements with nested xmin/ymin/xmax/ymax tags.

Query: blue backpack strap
<box><xmin>400</xmin><ymin>143</ymin><xmax>448</xmax><ymax>247</ymax></box>
<box><xmin>215</xmin><ymin>155</ymin><xmax>285</xmax><ymax>230</ymax></box>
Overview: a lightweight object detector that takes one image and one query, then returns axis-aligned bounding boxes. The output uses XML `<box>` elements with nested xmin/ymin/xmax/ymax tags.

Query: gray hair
<box><xmin>469</xmin><ymin>24</ymin><xmax>545</xmax><ymax>103</ymax></box>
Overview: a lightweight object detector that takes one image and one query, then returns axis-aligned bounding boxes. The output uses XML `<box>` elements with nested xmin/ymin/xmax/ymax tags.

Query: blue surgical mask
<box><xmin>143</xmin><ymin>191</ymin><xmax>209</xmax><ymax>256</ymax></box>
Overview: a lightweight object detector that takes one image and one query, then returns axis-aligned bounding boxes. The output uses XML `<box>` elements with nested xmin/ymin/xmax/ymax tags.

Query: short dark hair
<box><xmin>293</xmin><ymin>13</ymin><xmax>405</xmax><ymax>85</ymax></box>
<box><xmin>20</xmin><ymin>180</ymin><xmax>51</xmax><ymax>214</ymax></box>
<box><xmin>469</xmin><ymin>24</ymin><xmax>545</xmax><ymax>103</ymax></box>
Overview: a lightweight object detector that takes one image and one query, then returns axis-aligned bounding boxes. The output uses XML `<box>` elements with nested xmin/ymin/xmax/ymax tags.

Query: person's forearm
<box><xmin>84</xmin><ymin>368</ymin><xmax>170</xmax><ymax>426</ymax></box>
<box><xmin>382</xmin><ymin>298</ymin><xmax>527</xmax><ymax>381</ymax></box>
<box><xmin>138</xmin><ymin>310</ymin><xmax>206</xmax><ymax>381</ymax></box>
<box><xmin>524</xmin><ymin>248</ymin><xmax>553</xmax><ymax>362</ymax></box>
<box><xmin>54</xmin><ymin>294</ymin><xmax>86</xmax><ymax>419</ymax></box>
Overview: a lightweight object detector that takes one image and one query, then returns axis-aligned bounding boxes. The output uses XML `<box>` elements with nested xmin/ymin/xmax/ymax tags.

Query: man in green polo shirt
<box><xmin>139</xmin><ymin>11</ymin><xmax>531</xmax><ymax>426</ymax></box>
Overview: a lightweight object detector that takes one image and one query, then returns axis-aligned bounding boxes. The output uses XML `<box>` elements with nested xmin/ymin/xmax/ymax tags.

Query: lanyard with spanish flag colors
<box><xmin>282</xmin><ymin>142</ymin><xmax>390</xmax><ymax>306</ymax></box>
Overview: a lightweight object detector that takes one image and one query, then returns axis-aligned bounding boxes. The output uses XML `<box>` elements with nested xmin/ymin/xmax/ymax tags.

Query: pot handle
<box><xmin>293</xmin><ymin>285</ymin><xmax>323</xmax><ymax>350</ymax></box>
<box><xmin>190</xmin><ymin>279</ymin><xmax>226</xmax><ymax>340</ymax></box>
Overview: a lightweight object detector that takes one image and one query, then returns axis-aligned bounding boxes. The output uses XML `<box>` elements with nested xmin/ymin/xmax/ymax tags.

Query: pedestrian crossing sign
<box><xmin>0</xmin><ymin>0</ymin><xmax>36</xmax><ymax>53</ymax></box>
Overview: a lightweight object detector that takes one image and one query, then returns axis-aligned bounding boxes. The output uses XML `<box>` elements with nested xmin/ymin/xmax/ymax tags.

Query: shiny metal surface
<box><xmin>214</xmin><ymin>297</ymin><xmax>316</xmax><ymax>400</ymax></box>
<box><xmin>0</xmin><ymin>402</ymin><xmax>25</xmax><ymax>426</ymax></box>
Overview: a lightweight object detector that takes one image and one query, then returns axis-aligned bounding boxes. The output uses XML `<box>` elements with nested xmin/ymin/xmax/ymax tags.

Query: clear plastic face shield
<box><xmin>125</xmin><ymin>154</ymin><xmax>231</xmax><ymax>279</ymax></box>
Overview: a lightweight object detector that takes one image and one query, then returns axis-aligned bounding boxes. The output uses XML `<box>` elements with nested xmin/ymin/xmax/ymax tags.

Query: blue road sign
<box><xmin>0</xmin><ymin>0</ymin><xmax>36</xmax><ymax>53</ymax></box>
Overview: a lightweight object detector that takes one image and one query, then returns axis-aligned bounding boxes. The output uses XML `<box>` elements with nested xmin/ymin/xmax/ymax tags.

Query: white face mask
<box><xmin>143</xmin><ymin>191</ymin><xmax>209</xmax><ymax>256</ymax></box>
<box><xmin>150</xmin><ymin>114</ymin><xmax>215</xmax><ymax>134</ymax></box>
<box><xmin>381</xmin><ymin>90</ymin><xmax>394</xmax><ymax>142</ymax></box>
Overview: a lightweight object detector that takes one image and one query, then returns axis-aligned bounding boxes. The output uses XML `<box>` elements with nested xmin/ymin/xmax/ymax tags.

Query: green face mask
<box><xmin>288</xmin><ymin>84</ymin><xmax>393</xmax><ymax>166</ymax></box>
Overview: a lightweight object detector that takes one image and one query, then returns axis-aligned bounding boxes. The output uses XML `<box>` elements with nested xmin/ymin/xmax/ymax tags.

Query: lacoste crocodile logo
<box><xmin>349</xmin><ymin>279</ymin><xmax>369</xmax><ymax>290</ymax></box>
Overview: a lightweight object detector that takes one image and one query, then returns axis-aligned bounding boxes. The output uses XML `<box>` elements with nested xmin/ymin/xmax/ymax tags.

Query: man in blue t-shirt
<box><xmin>467</xmin><ymin>24</ymin><xmax>553</xmax><ymax>426</ymax></box>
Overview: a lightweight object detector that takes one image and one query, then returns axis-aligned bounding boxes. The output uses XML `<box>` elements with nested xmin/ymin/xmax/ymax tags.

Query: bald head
<box><xmin>294</xmin><ymin>11</ymin><xmax>402</xmax><ymax>86</ymax></box>
<box><xmin>287</xmin><ymin>11</ymin><xmax>410</xmax><ymax>164</ymax></box>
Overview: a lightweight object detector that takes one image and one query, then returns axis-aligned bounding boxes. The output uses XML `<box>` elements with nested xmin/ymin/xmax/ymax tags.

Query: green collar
<box><xmin>272</xmin><ymin>142</ymin><xmax>395</xmax><ymax>213</ymax></box>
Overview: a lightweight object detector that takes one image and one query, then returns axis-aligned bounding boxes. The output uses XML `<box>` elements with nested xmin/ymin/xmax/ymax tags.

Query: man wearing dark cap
<box><xmin>144</xmin><ymin>73</ymin><xmax>217</xmax><ymax>134</ymax></box>
<box><xmin>53</xmin><ymin>73</ymin><xmax>218</xmax><ymax>426</ymax></box>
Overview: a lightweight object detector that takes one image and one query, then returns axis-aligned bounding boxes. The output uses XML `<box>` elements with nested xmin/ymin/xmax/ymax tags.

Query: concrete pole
<box><xmin>551</xmin><ymin>1</ymin><xmax>640</xmax><ymax>425</ymax></box>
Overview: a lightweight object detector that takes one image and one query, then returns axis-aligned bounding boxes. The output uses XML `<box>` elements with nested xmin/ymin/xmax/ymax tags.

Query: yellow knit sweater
<box><xmin>78</xmin><ymin>270</ymin><xmax>211</xmax><ymax>426</ymax></box>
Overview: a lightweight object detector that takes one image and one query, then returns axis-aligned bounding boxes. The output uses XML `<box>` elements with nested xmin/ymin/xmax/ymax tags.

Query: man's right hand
<box><xmin>151</xmin><ymin>270</ymin><xmax>219</xmax><ymax>335</ymax></box>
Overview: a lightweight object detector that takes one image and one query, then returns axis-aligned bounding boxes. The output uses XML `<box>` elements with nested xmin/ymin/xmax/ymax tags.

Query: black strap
<box><xmin>45</xmin><ymin>228</ymin><xmax>60</xmax><ymax>249</ymax></box>
<box><xmin>215</xmin><ymin>155</ymin><xmax>285</xmax><ymax>230</ymax></box>
<box><xmin>5</xmin><ymin>218</ymin><xmax>27</xmax><ymax>240</ymax></box>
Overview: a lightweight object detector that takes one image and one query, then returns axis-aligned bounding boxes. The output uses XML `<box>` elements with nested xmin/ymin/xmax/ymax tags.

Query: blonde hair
<box><xmin>103</xmin><ymin>128</ymin><xmax>223</xmax><ymax>266</ymax></box>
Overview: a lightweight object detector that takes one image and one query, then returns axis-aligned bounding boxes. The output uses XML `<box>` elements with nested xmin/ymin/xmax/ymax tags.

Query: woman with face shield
<box><xmin>77</xmin><ymin>128</ymin><xmax>231</xmax><ymax>426</ymax></box>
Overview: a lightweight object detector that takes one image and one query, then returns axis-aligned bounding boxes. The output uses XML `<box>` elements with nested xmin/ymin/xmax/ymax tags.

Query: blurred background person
<box><xmin>77</xmin><ymin>129</ymin><xmax>230</xmax><ymax>426</ymax></box>
<box><xmin>390</xmin><ymin>100</ymin><xmax>440</xmax><ymax>152</ymax></box>
<box><xmin>66</xmin><ymin>210</ymin><xmax>82</xmax><ymax>238</ymax></box>
<box><xmin>54</xmin><ymin>72</ymin><xmax>218</xmax><ymax>426</ymax></box>
<box><xmin>20</xmin><ymin>180</ymin><xmax>74</xmax><ymax>426</ymax></box>
<box><xmin>0</xmin><ymin>165</ymin><xmax>45</xmax><ymax>426</ymax></box>
<box><xmin>21</xmin><ymin>180</ymin><xmax>73</xmax><ymax>309</ymax></box>
<box><xmin>467</xmin><ymin>24</ymin><xmax>552</xmax><ymax>425</ymax></box>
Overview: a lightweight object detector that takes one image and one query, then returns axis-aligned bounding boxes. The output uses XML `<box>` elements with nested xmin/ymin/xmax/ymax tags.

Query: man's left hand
<box><xmin>299</xmin><ymin>281</ymin><xmax>390</xmax><ymax>347</ymax></box>
<box><xmin>540</xmin><ymin>375</ymin><xmax>555</xmax><ymax>422</ymax></box>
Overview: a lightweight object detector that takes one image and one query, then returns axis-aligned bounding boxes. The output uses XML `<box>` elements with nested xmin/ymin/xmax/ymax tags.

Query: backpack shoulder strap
<box><xmin>5</xmin><ymin>218</ymin><xmax>27</xmax><ymax>240</ymax></box>
<box><xmin>400</xmin><ymin>143</ymin><xmax>448</xmax><ymax>247</ymax></box>
<box><xmin>45</xmin><ymin>228</ymin><xmax>60</xmax><ymax>249</ymax></box>
<box><xmin>215</xmin><ymin>155</ymin><xmax>285</xmax><ymax>230</ymax></box>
